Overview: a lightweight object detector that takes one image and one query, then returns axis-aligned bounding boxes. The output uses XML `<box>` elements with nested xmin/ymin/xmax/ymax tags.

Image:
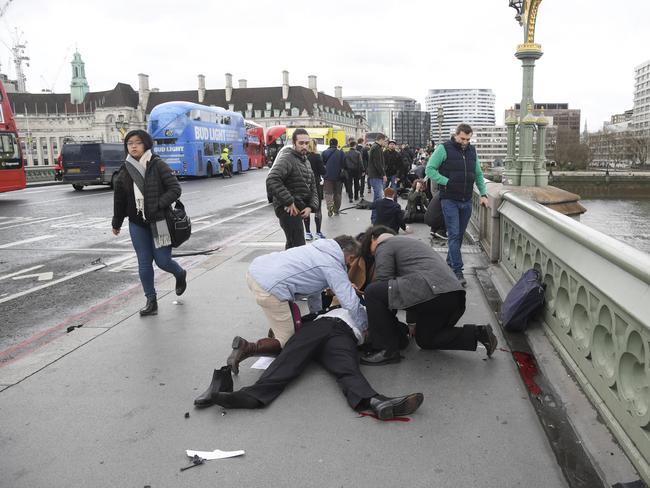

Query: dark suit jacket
<box><xmin>369</xmin><ymin>198</ymin><xmax>406</xmax><ymax>233</ymax></box>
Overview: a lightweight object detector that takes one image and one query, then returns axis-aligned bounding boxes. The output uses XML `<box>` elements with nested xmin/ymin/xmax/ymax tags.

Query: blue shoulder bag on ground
<box><xmin>166</xmin><ymin>200</ymin><xmax>191</xmax><ymax>248</ymax></box>
<box><xmin>501</xmin><ymin>268</ymin><xmax>546</xmax><ymax>331</ymax></box>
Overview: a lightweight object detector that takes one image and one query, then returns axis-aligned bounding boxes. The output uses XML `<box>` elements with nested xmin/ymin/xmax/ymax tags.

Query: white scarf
<box><xmin>126</xmin><ymin>150</ymin><xmax>172</xmax><ymax>248</ymax></box>
<box><xmin>127</xmin><ymin>150</ymin><xmax>151</xmax><ymax>217</ymax></box>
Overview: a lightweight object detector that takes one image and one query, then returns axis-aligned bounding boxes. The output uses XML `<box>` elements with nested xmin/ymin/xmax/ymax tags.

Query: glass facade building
<box><xmin>345</xmin><ymin>96</ymin><xmax>431</xmax><ymax>147</ymax></box>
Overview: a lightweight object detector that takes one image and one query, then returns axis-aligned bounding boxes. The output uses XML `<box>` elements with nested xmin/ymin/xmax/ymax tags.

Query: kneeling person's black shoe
<box><xmin>360</xmin><ymin>349</ymin><xmax>401</xmax><ymax>366</ymax></box>
<box><xmin>194</xmin><ymin>365</ymin><xmax>234</xmax><ymax>408</ymax></box>
<box><xmin>369</xmin><ymin>393</ymin><xmax>424</xmax><ymax>420</ymax></box>
<box><xmin>140</xmin><ymin>297</ymin><xmax>158</xmax><ymax>316</ymax></box>
<box><xmin>475</xmin><ymin>324</ymin><xmax>498</xmax><ymax>357</ymax></box>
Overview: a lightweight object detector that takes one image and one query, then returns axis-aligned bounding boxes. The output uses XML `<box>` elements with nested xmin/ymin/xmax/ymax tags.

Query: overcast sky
<box><xmin>1</xmin><ymin>0</ymin><xmax>648</xmax><ymax>130</ymax></box>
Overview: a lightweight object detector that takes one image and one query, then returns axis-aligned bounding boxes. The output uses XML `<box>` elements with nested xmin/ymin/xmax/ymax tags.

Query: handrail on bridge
<box><xmin>501</xmin><ymin>191</ymin><xmax>650</xmax><ymax>286</ymax></box>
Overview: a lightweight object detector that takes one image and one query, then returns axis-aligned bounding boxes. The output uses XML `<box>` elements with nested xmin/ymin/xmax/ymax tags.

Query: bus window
<box><xmin>223</xmin><ymin>116</ymin><xmax>230</xmax><ymax>125</ymax></box>
<box><xmin>213</xmin><ymin>143</ymin><xmax>220</xmax><ymax>154</ymax></box>
<box><xmin>155</xmin><ymin>138</ymin><xmax>177</xmax><ymax>145</ymax></box>
<box><xmin>203</xmin><ymin>141</ymin><xmax>214</xmax><ymax>156</ymax></box>
<box><xmin>190</xmin><ymin>110</ymin><xmax>201</xmax><ymax>121</ymax></box>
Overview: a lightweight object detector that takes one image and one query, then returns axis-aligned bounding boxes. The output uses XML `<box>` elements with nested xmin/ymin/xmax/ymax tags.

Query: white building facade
<box><xmin>425</xmin><ymin>89</ymin><xmax>496</xmax><ymax>143</ymax></box>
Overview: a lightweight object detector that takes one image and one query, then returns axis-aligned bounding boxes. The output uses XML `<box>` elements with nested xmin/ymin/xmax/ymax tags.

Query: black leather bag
<box><xmin>166</xmin><ymin>200</ymin><xmax>191</xmax><ymax>248</ymax></box>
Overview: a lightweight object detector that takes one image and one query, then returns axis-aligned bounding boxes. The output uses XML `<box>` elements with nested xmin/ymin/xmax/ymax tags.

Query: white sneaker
<box><xmin>305</xmin><ymin>232</ymin><xmax>313</xmax><ymax>241</ymax></box>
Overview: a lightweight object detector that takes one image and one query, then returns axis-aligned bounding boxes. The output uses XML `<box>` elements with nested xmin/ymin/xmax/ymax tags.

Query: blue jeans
<box><xmin>368</xmin><ymin>177</ymin><xmax>385</xmax><ymax>224</ymax></box>
<box><xmin>129</xmin><ymin>221</ymin><xmax>184</xmax><ymax>299</ymax></box>
<box><xmin>441</xmin><ymin>199</ymin><xmax>473</xmax><ymax>274</ymax></box>
<box><xmin>385</xmin><ymin>175</ymin><xmax>398</xmax><ymax>190</ymax></box>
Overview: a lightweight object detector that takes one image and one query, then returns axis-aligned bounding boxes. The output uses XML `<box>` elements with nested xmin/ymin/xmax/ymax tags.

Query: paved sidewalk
<box><xmin>0</xmin><ymin>204</ymin><xmax>568</xmax><ymax>488</ymax></box>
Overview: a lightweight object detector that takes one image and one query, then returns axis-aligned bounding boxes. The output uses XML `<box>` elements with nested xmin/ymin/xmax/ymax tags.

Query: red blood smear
<box><xmin>512</xmin><ymin>351</ymin><xmax>542</xmax><ymax>396</ymax></box>
<box><xmin>357</xmin><ymin>412</ymin><xmax>411</xmax><ymax>422</ymax></box>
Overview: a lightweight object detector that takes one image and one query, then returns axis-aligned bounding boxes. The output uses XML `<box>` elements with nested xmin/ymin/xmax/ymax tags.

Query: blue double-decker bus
<box><xmin>148</xmin><ymin>101</ymin><xmax>249</xmax><ymax>177</ymax></box>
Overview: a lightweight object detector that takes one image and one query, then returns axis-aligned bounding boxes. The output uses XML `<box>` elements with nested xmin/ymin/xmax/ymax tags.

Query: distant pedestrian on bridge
<box><xmin>112</xmin><ymin>129</ymin><xmax>187</xmax><ymax>317</ymax></box>
<box><xmin>322</xmin><ymin>138</ymin><xmax>346</xmax><ymax>216</ymax></box>
<box><xmin>426</xmin><ymin>123</ymin><xmax>489</xmax><ymax>287</ymax></box>
<box><xmin>266</xmin><ymin>128</ymin><xmax>319</xmax><ymax>249</ymax></box>
<box><xmin>367</xmin><ymin>133</ymin><xmax>387</xmax><ymax>224</ymax></box>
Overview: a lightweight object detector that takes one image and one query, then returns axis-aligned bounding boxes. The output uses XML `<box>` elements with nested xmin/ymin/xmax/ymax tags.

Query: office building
<box><xmin>425</xmin><ymin>89</ymin><xmax>495</xmax><ymax>143</ymax></box>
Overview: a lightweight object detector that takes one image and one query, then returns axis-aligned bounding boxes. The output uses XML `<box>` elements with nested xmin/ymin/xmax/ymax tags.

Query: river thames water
<box><xmin>580</xmin><ymin>199</ymin><xmax>650</xmax><ymax>255</ymax></box>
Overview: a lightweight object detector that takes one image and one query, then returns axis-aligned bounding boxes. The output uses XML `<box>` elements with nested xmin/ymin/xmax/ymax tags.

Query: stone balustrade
<box><xmin>471</xmin><ymin>184</ymin><xmax>650</xmax><ymax>482</ymax></box>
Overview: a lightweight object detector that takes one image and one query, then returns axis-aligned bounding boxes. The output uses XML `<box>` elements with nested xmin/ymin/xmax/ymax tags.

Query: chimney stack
<box><xmin>198</xmin><ymin>74</ymin><xmax>206</xmax><ymax>103</ymax></box>
<box><xmin>225</xmin><ymin>73</ymin><xmax>233</xmax><ymax>103</ymax></box>
<box><xmin>238</xmin><ymin>79</ymin><xmax>247</xmax><ymax>88</ymax></box>
<box><xmin>138</xmin><ymin>73</ymin><xmax>150</xmax><ymax>111</ymax></box>
<box><xmin>282</xmin><ymin>70</ymin><xmax>289</xmax><ymax>100</ymax></box>
<box><xmin>308</xmin><ymin>75</ymin><xmax>317</xmax><ymax>97</ymax></box>
<box><xmin>335</xmin><ymin>85</ymin><xmax>343</xmax><ymax>104</ymax></box>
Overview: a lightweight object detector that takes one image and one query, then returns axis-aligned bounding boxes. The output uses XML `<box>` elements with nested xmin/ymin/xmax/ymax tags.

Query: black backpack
<box><xmin>501</xmin><ymin>269</ymin><xmax>546</xmax><ymax>331</ymax></box>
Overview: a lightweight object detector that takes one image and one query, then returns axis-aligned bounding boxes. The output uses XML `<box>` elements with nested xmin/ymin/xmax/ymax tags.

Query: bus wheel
<box><xmin>207</xmin><ymin>162</ymin><xmax>214</xmax><ymax>178</ymax></box>
<box><xmin>237</xmin><ymin>160</ymin><xmax>243</xmax><ymax>174</ymax></box>
<box><xmin>72</xmin><ymin>184</ymin><xmax>84</xmax><ymax>191</ymax></box>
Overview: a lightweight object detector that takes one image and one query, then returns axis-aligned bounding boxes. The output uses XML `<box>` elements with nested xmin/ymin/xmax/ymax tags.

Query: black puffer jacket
<box><xmin>266</xmin><ymin>147</ymin><xmax>319</xmax><ymax>212</ymax></box>
<box><xmin>112</xmin><ymin>154</ymin><xmax>181</xmax><ymax>229</ymax></box>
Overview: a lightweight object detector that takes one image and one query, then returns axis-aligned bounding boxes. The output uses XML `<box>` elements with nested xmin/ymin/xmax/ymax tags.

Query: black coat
<box><xmin>266</xmin><ymin>147</ymin><xmax>319</xmax><ymax>212</ymax></box>
<box><xmin>112</xmin><ymin>154</ymin><xmax>181</xmax><ymax>229</ymax></box>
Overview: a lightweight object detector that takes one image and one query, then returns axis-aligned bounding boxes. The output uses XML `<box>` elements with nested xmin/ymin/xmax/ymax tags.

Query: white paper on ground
<box><xmin>186</xmin><ymin>449</ymin><xmax>245</xmax><ymax>460</ymax></box>
<box><xmin>251</xmin><ymin>356</ymin><xmax>275</xmax><ymax>369</ymax></box>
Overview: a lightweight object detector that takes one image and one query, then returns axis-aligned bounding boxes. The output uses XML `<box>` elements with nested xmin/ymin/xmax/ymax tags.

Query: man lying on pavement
<box><xmin>195</xmin><ymin>308</ymin><xmax>424</xmax><ymax>420</ymax></box>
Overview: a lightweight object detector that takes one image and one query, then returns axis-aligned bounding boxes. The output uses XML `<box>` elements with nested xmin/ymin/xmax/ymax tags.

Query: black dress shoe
<box><xmin>369</xmin><ymin>393</ymin><xmax>424</xmax><ymax>420</ymax></box>
<box><xmin>175</xmin><ymin>269</ymin><xmax>187</xmax><ymax>296</ymax></box>
<box><xmin>194</xmin><ymin>365</ymin><xmax>233</xmax><ymax>408</ymax></box>
<box><xmin>360</xmin><ymin>349</ymin><xmax>401</xmax><ymax>366</ymax></box>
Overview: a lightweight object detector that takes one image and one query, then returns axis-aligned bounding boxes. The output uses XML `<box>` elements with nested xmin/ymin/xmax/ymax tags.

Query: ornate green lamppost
<box><xmin>504</xmin><ymin>0</ymin><xmax>548</xmax><ymax>187</ymax></box>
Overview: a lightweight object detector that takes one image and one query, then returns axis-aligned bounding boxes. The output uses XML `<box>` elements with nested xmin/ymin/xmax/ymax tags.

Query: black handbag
<box><xmin>166</xmin><ymin>200</ymin><xmax>191</xmax><ymax>248</ymax></box>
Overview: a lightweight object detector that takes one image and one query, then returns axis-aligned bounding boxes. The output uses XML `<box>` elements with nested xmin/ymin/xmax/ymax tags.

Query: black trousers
<box><xmin>276</xmin><ymin>208</ymin><xmax>305</xmax><ymax>249</ymax></box>
<box><xmin>345</xmin><ymin>169</ymin><xmax>361</xmax><ymax>200</ymax></box>
<box><xmin>365</xmin><ymin>281</ymin><xmax>477</xmax><ymax>353</ymax></box>
<box><xmin>240</xmin><ymin>318</ymin><xmax>377</xmax><ymax>409</ymax></box>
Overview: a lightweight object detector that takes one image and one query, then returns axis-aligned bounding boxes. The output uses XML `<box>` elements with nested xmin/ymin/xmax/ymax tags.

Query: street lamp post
<box><xmin>115</xmin><ymin>115</ymin><xmax>129</xmax><ymax>141</ymax></box>
<box><xmin>505</xmin><ymin>0</ymin><xmax>548</xmax><ymax>187</ymax></box>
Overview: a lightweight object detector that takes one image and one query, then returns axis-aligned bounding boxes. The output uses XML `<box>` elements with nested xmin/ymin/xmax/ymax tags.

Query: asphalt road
<box><xmin>0</xmin><ymin>168</ymin><xmax>273</xmax><ymax>353</ymax></box>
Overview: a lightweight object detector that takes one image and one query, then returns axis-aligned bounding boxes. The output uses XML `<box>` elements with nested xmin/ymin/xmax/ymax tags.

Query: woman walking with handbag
<box><xmin>112</xmin><ymin>129</ymin><xmax>187</xmax><ymax>316</ymax></box>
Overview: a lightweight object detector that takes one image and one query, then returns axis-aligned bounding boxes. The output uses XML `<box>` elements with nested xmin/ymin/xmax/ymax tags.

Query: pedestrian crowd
<box><xmin>111</xmin><ymin>125</ymin><xmax>494</xmax><ymax>421</ymax></box>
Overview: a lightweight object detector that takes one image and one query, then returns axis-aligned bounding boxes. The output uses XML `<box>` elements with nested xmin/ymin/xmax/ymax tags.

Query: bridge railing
<box><xmin>471</xmin><ymin>185</ymin><xmax>650</xmax><ymax>482</ymax></box>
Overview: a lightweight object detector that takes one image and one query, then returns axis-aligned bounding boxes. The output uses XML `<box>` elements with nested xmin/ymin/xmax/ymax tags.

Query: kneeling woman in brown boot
<box><xmin>226</xmin><ymin>235</ymin><xmax>367</xmax><ymax>373</ymax></box>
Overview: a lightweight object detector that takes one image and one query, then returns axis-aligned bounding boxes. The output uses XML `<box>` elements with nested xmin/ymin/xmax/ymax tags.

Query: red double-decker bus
<box><xmin>0</xmin><ymin>79</ymin><xmax>25</xmax><ymax>193</ymax></box>
<box><xmin>245</xmin><ymin>121</ymin><xmax>266</xmax><ymax>169</ymax></box>
<box><xmin>265</xmin><ymin>125</ymin><xmax>286</xmax><ymax>167</ymax></box>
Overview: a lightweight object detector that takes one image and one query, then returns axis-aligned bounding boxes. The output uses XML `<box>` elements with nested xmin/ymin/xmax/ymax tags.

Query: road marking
<box><xmin>17</xmin><ymin>190</ymin><xmax>113</xmax><ymax>206</ymax></box>
<box><xmin>0</xmin><ymin>265</ymin><xmax>44</xmax><ymax>281</ymax></box>
<box><xmin>0</xmin><ymin>213</ymin><xmax>83</xmax><ymax>230</ymax></box>
<box><xmin>192</xmin><ymin>214</ymin><xmax>216</xmax><ymax>222</ymax></box>
<box><xmin>181</xmin><ymin>191</ymin><xmax>201</xmax><ymax>197</ymax></box>
<box><xmin>50</xmin><ymin>217</ymin><xmax>112</xmax><ymax>229</ymax></box>
<box><xmin>12</xmin><ymin>271</ymin><xmax>54</xmax><ymax>281</ymax></box>
<box><xmin>0</xmin><ymin>235</ymin><xmax>55</xmax><ymax>249</ymax></box>
<box><xmin>0</xmin><ymin>253</ymin><xmax>135</xmax><ymax>305</ymax></box>
<box><xmin>235</xmin><ymin>198</ymin><xmax>268</xmax><ymax>208</ymax></box>
<box><xmin>192</xmin><ymin>203</ymin><xmax>271</xmax><ymax>235</ymax></box>
<box><xmin>223</xmin><ymin>182</ymin><xmax>248</xmax><ymax>188</ymax></box>
<box><xmin>239</xmin><ymin>241</ymin><xmax>285</xmax><ymax>248</ymax></box>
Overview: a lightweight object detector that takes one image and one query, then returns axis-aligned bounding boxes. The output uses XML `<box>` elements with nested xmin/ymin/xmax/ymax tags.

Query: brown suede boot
<box><xmin>227</xmin><ymin>336</ymin><xmax>282</xmax><ymax>375</ymax></box>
